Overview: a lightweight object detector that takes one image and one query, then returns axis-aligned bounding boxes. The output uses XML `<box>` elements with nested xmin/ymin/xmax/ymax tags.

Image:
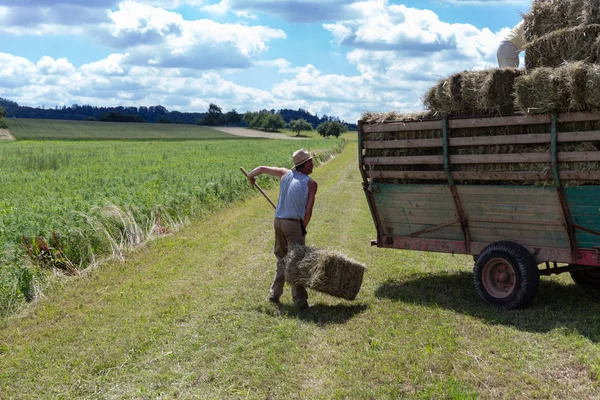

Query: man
<box><xmin>497</xmin><ymin>20</ymin><xmax>526</xmax><ymax>68</ymax></box>
<box><xmin>246</xmin><ymin>148</ymin><xmax>318</xmax><ymax>311</ymax></box>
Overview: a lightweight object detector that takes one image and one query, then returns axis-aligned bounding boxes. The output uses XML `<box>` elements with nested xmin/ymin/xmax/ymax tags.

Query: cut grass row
<box><xmin>0</xmin><ymin>138</ymin><xmax>346</xmax><ymax>317</ymax></box>
<box><xmin>2</xmin><ymin>144</ymin><xmax>600</xmax><ymax>398</ymax></box>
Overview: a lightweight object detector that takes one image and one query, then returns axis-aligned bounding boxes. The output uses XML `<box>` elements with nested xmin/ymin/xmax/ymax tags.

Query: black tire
<box><xmin>473</xmin><ymin>241</ymin><xmax>539</xmax><ymax>309</ymax></box>
<box><xmin>570</xmin><ymin>268</ymin><xmax>600</xmax><ymax>289</ymax></box>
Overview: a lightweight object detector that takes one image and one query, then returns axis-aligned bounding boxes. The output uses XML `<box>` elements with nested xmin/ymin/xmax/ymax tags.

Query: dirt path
<box><xmin>212</xmin><ymin>126</ymin><xmax>302</xmax><ymax>140</ymax></box>
<box><xmin>0</xmin><ymin>129</ymin><xmax>15</xmax><ymax>140</ymax></box>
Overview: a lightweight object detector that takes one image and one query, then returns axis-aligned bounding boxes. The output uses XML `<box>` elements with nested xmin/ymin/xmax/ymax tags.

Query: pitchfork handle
<box><xmin>240</xmin><ymin>167</ymin><xmax>277</xmax><ymax>210</ymax></box>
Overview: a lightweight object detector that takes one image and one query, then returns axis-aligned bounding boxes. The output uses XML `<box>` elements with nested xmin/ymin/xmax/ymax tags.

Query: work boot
<box><xmin>268</xmin><ymin>296</ymin><xmax>280</xmax><ymax>304</ymax></box>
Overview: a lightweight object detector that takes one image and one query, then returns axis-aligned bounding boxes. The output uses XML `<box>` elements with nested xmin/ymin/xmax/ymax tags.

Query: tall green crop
<box><xmin>0</xmin><ymin>139</ymin><xmax>345</xmax><ymax>316</ymax></box>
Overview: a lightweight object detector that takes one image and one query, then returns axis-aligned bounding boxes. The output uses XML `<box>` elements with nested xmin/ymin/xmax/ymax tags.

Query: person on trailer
<box><xmin>497</xmin><ymin>20</ymin><xmax>526</xmax><ymax>68</ymax></box>
<box><xmin>246</xmin><ymin>149</ymin><xmax>318</xmax><ymax>311</ymax></box>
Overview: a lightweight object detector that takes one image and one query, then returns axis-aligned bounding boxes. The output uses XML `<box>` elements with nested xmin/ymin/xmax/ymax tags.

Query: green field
<box><xmin>2</xmin><ymin>145</ymin><xmax>600</xmax><ymax>398</ymax></box>
<box><xmin>7</xmin><ymin>118</ymin><xmax>236</xmax><ymax>140</ymax></box>
<box><xmin>0</xmin><ymin>136</ymin><xmax>345</xmax><ymax>316</ymax></box>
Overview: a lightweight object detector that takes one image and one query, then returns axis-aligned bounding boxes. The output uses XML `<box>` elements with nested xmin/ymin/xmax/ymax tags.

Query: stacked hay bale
<box><xmin>363</xmin><ymin>0</ymin><xmax>600</xmax><ymax>186</ymax></box>
<box><xmin>283</xmin><ymin>244</ymin><xmax>366</xmax><ymax>301</ymax></box>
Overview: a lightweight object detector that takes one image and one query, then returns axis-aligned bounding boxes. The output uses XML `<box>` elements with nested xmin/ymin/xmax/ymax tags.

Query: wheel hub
<box><xmin>482</xmin><ymin>258</ymin><xmax>516</xmax><ymax>298</ymax></box>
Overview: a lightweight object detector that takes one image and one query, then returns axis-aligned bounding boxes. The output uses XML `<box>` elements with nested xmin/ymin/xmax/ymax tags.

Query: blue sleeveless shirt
<box><xmin>275</xmin><ymin>170</ymin><xmax>310</xmax><ymax>220</ymax></box>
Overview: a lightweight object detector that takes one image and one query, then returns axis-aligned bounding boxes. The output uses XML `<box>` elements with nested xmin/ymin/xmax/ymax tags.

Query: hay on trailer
<box><xmin>361</xmin><ymin>111</ymin><xmax>433</xmax><ymax>124</ymax></box>
<box><xmin>283</xmin><ymin>244</ymin><xmax>366</xmax><ymax>301</ymax></box>
<box><xmin>514</xmin><ymin>66</ymin><xmax>570</xmax><ymax>114</ymax></box>
<box><xmin>522</xmin><ymin>0</ymin><xmax>590</xmax><ymax>41</ymax></box>
<box><xmin>479</xmin><ymin>68</ymin><xmax>524</xmax><ymax>115</ymax></box>
<box><xmin>423</xmin><ymin>69</ymin><xmax>523</xmax><ymax>117</ymax></box>
<box><xmin>524</xmin><ymin>25</ymin><xmax>600</xmax><ymax>70</ymax></box>
<box><xmin>515</xmin><ymin>62</ymin><xmax>600</xmax><ymax>114</ymax></box>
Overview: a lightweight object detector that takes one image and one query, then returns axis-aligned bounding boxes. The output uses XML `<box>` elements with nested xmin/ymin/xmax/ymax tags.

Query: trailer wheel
<box><xmin>570</xmin><ymin>268</ymin><xmax>600</xmax><ymax>289</ymax></box>
<box><xmin>473</xmin><ymin>241</ymin><xmax>539</xmax><ymax>309</ymax></box>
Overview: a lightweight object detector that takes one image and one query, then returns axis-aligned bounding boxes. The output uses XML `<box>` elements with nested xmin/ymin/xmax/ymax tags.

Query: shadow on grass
<box><xmin>375</xmin><ymin>271</ymin><xmax>600</xmax><ymax>342</ymax></box>
<box><xmin>257</xmin><ymin>302</ymin><xmax>369</xmax><ymax>326</ymax></box>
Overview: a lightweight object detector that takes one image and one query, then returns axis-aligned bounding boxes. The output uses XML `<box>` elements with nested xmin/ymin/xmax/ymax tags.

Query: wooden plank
<box><xmin>374</xmin><ymin>198</ymin><xmax>456</xmax><ymax>210</ymax></box>
<box><xmin>567</xmin><ymin>205</ymin><xmax>600</xmax><ymax>216</ymax></box>
<box><xmin>572</xmin><ymin>215</ymin><xmax>600</xmax><ymax>227</ymax></box>
<box><xmin>468</xmin><ymin>219</ymin><xmax>565</xmax><ymax>232</ymax></box>
<box><xmin>574</xmin><ymin>233</ymin><xmax>600</xmax><ymax>249</ymax></box>
<box><xmin>468</xmin><ymin>216</ymin><xmax>563</xmax><ymax>227</ymax></box>
<box><xmin>363</xmin><ymin>131</ymin><xmax>600</xmax><ymax>150</ymax></box>
<box><xmin>367</xmin><ymin>170</ymin><xmax>447</xmax><ymax>180</ymax></box>
<box><xmin>368</xmin><ymin>170</ymin><xmax>600</xmax><ymax>181</ymax></box>
<box><xmin>377</xmin><ymin>206</ymin><xmax>458</xmax><ymax>219</ymax></box>
<box><xmin>379</xmin><ymin>213</ymin><xmax>459</xmax><ymax>226</ymax></box>
<box><xmin>364</xmin><ymin>151</ymin><xmax>600</xmax><ymax>166</ymax></box>
<box><xmin>381</xmin><ymin>223</ymin><xmax>464</xmax><ymax>241</ymax></box>
<box><xmin>376</xmin><ymin>183</ymin><xmax>453</xmax><ymax>195</ymax></box>
<box><xmin>457</xmin><ymin>185</ymin><xmax>557</xmax><ymax>197</ymax></box>
<box><xmin>468</xmin><ymin>227</ymin><xmax>570</xmax><ymax>248</ymax></box>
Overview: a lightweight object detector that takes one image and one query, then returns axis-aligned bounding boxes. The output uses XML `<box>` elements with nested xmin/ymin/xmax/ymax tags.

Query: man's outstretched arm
<box><xmin>247</xmin><ymin>166</ymin><xmax>288</xmax><ymax>185</ymax></box>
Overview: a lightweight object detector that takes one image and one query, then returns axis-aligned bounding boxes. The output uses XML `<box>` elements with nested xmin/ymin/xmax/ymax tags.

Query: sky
<box><xmin>0</xmin><ymin>0</ymin><xmax>532</xmax><ymax>123</ymax></box>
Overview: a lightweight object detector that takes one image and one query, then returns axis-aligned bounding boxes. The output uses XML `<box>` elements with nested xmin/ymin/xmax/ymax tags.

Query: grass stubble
<box><xmin>1</xmin><ymin>144</ymin><xmax>600</xmax><ymax>398</ymax></box>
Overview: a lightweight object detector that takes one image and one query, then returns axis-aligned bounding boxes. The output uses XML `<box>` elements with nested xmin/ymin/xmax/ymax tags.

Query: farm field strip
<box><xmin>7</xmin><ymin>118</ymin><xmax>236</xmax><ymax>140</ymax></box>
<box><xmin>0</xmin><ymin>138</ymin><xmax>345</xmax><ymax>316</ymax></box>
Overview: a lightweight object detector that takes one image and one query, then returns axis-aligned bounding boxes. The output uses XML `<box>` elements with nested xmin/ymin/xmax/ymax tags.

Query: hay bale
<box><xmin>514</xmin><ymin>66</ymin><xmax>571</xmax><ymax>114</ymax></box>
<box><xmin>524</xmin><ymin>25</ymin><xmax>600</xmax><ymax>69</ymax></box>
<box><xmin>283</xmin><ymin>244</ymin><xmax>366</xmax><ymax>301</ymax></box>
<box><xmin>523</xmin><ymin>0</ymin><xmax>586</xmax><ymax>41</ymax></box>
<box><xmin>479</xmin><ymin>68</ymin><xmax>524</xmax><ymax>115</ymax></box>
<box><xmin>423</xmin><ymin>69</ymin><xmax>523</xmax><ymax>117</ymax></box>
<box><xmin>514</xmin><ymin>62</ymin><xmax>600</xmax><ymax>114</ymax></box>
<box><xmin>523</xmin><ymin>0</ymin><xmax>600</xmax><ymax>41</ymax></box>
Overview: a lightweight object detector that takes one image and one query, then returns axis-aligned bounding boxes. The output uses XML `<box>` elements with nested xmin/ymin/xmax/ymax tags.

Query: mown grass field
<box><xmin>2</xmin><ymin>144</ymin><xmax>600</xmax><ymax>399</ymax></box>
<box><xmin>0</xmin><ymin>136</ymin><xmax>345</xmax><ymax>317</ymax></box>
<box><xmin>7</xmin><ymin>118</ymin><xmax>235</xmax><ymax>140</ymax></box>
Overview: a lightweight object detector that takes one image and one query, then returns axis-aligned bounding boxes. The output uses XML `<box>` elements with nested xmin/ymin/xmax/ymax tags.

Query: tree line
<box><xmin>242</xmin><ymin>109</ymin><xmax>347</xmax><ymax>138</ymax></box>
<box><xmin>0</xmin><ymin>97</ymin><xmax>357</xmax><ymax>131</ymax></box>
<box><xmin>0</xmin><ymin>106</ymin><xmax>7</xmax><ymax>129</ymax></box>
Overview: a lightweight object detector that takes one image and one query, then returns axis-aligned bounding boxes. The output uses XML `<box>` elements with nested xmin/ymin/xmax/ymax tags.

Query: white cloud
<box><xmin>202</xmin><ymin>0</ymin><xmax>358</xmax><ymax>22</ymax></box>
<box><xmin>255</xmin><ymin>58</ymin><xmax>291</xmax><ymax>69</ymax></box>
<box><xmin>99</xmin><ymin>2</ymin><xmax>285</xmax><ymax>69</ymax></box>
<box><xmin>36</xmin><ymin>56</ymin><xmax>76</xmax><ymax>76</ymax></box>
<box><xmin>80</xmin><ymin>53</ymin><xmax>130</xmax><ymax>76</ymax></box>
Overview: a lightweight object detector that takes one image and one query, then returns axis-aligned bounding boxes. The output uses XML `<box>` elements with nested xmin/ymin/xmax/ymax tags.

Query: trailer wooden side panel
<box><xmin>457</xmin><ymin>185</ymin><xmax>570</xmax><ymax>249</ymax></box>
<box><xmin>371</xmin><ymin>184</ymin><xmax>464</xmax><ymax>240</ymax></box>
<box><xmin>565</xmin><ymin>186</ymin><xmax>600</xmax><ymax>249</ymax></box>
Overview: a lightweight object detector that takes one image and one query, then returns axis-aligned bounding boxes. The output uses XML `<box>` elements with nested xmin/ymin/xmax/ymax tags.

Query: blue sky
<box><xmin>0</xmin><ymin>0</ymin><xmax>531</xmax><ymax>123</ymax></box>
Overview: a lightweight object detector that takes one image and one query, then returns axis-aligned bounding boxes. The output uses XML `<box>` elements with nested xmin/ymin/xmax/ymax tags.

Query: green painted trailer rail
<box><xmin>358</xmin><ymin>112</ymin><xmax>600</xmax><ymax>308</ymax></box>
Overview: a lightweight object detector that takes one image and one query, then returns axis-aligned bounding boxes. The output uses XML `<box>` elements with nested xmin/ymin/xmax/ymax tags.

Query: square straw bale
<box><xmin>523</xmin><ymin>0</ymin><xmax>586</xmax><ymax>41</ymax></box>
<box><xmin>514</xmin><ymin>66</ymin><xmax>571</xmax><ymax>114</ymax></box>
<box><xmin>423</xmin><ymin>69</ymin><xmax>523</xmax><ymax>117</ymax></box>
<box><xmin>515</xmin><ymin>62</ymin><xmax>600</xmax><ymax>113</ymax></box>
<box><xmin>524</xmin><ymin>24</ymin><xmax>600</xmax><ymax>70</ymax></box>
<box><xmin>283</xmin><ymin>244</ymin><xmax>366</xmax><ymax>301</ymax></box>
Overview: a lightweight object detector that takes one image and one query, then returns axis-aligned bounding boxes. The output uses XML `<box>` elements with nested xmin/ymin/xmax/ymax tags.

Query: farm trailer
<box><xmin>358</xmin><ymin>112</ymin><xmax>600</xmax><ymax>309</ymax></box>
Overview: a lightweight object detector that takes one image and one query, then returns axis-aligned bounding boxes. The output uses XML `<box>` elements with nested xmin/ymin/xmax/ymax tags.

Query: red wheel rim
<box><xmin>482</xmin><ymin>257</ymin><xmax>516</xmax><ymax>299</ymax></box>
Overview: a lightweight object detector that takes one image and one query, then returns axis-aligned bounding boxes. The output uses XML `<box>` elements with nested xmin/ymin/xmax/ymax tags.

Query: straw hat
<box><xmin>292</xmin><ymin>148</ymin><xmax>313</xmax><ymax>168</ymax></box>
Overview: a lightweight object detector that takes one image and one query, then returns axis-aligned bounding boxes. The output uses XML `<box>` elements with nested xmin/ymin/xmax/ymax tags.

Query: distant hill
<box><xmin>0</xmin><ymin>98</ymin><xmax>357</xmax><ymax>130</ymax></box>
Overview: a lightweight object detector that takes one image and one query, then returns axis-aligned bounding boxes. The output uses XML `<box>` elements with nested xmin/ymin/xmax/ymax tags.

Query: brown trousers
<box><xmin>271</xmin><ymin>218</ymin><xmax>308</xmax><ymax>307</ymax></box>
